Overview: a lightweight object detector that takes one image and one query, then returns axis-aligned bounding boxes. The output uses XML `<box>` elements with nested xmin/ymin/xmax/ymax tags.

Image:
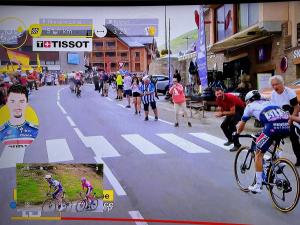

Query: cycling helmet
<box><xmin>245</xmin><ymin>90</ymin><xmax>261</xmax><ymax>103</ymax></box>
<box><xmin>45</xmin><ymin>174</ymin><xmax>52</xmax><ymax>179</ymax></box>
<box><xmin>81</xmin><ymin>177</ymin><xmax>86</xmax><ymax>182</ymax></box>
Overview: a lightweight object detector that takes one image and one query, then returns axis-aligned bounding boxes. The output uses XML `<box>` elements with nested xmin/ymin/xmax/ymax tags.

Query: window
<box><xmin>106</xmin><ymin>52</ymin><xmax>116</xmax><ymax>57</ymax></box>
<box><xmin>135</xmin><ymin>63</ymin><xmax>141</xmax><ymax>71</ymax></box>
<box><xmin>135</xmin><ymin>52</ymin><xmax>140</xmax><ymax>57</ymax></box>
<box><xmin>94</xmin><ymin>42</ymin><xmax>103</xmax><ymax>47</ymax></box>
<box><xmin>111</xmin><ymin>63</ymin><xmax>116</xmax><ymax>68</ymax></box>
<box><xmin>107</xmin><ymin>41</ymin><xmax>116</xmax><ymax>47</ymax></box>
<box><xmin>120</xmin><ymin>52</ymin><xmax>127</xmax><ymax>57</ymax></box>
<box><xmin>216</xmin><ymin>4</ymin><xmax>233</xmax><ymax>41</ymax></box>
<box><xmin>238</xmin><ymin>3</ymin><xmax>259</xmax><ymax>31</ymax></box>
<box><xmin>95</xmin><ymin>52</ymin><xmax>103</xmax><ymax>57</ymax></box>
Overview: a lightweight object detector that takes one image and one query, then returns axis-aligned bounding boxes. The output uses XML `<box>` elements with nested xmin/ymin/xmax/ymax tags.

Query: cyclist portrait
<box><xmin>81</xmin><ymin>177</ymin><xmax>94</xmax><ymax>209</ymax></box>
<box><xmin>236</xmin><ymin>90</ymin><xmax>290</xmax><ymax>193</ymax></box>
<box><xmin>45</xmin><ymin>174</ymin><xmax>65</xmax><ymax>211</ymax></box>
<box><xmin>0</xmin><ymin>84</ymin><xmax>38</xmax><ymax>148</ymax></box>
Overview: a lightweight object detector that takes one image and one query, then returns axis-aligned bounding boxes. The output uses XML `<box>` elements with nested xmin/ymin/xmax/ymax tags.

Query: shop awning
<box><xmin>208</xmin><ymin>25</ymin><xmax>272</xmax><ymax>53</ymax></box>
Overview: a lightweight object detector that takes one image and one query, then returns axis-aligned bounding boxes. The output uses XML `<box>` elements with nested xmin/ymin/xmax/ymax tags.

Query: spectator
<box><xmin>102</xmin><ymin>72</ymin><xmax>109</xmax><ymax>97</ymax></box>
<box><xmin>140</xmin><ymin>76</ymin><xmax>158</xmax><ymax>121</ymax></box>
<box><xmin>169</xmin><ymin>77</ymin><xmax>191</xmax><ymax>127</ymax></box>
<box><xmin>27</xmin><ymin>70</ymin><xmax>35</xmax><ymax>91</ymax></box>
<box><xmin>173</xmin><ymin>69</ymin><xmax>181</xmax><ymax>83</ymax></box>
<box><xmin>93</xmin><ymin>71</ymin><xmax>100</xmax><ymax>92</ymax></box>
<box><xmin>123</xmin><ymin>73</ymin><xmax>132</xmax><ymax>108</ymax></box>
<box><xmin>116</xmin><ymin>72</ymin><xmax>123</xmax><ymax>100</ymax></box>
<box><xmin>269</xmin><ymin>75</ymin><xmax>300</xmax><ymax>166</ymax></box>
<box><xmin>99</xmin><ymin>71</ymin><xmax>104</xmax><ymax>96</ymax></box>
<box><xmin>131</xmin><ymin>76</ymin><xmax>142</xmax><ymax>115</ymax></box>
<box><xmin>215</xmin><ymin>87</ymin><xmax>245</xmax><ymax>152</ymax></box>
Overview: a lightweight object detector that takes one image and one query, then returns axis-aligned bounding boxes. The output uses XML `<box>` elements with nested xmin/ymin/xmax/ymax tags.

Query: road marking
<box><xmin>189</xmin><ymin>133</ymin><xmax>232</xmax><ymax>151</ymax></box>
<box><xmin>106</xmin><ymin>97</ymin><xmax>113</xmax><ymax>102</ymax></box>
<box><xmin>122</xmin><ymin>134</ymin><xmax>166</xmax><ymax>155</ymax></box>
<box><xmin>57</xmin><ymin>102</ymin><xmax>67</xmax><ymax>114</ymax></box>
<box><xmin>66</xmin><ymin>116</ymin><xmax>76</xmax><ymax>127</ymax></box>
<box><xmin>148</xmin><ymin>116</ymin><xmax>173</xmax><ymax>125</ymax></box>
<box><xmin>117</xmin><ymin>104</ymin><xmax>125</xmax><ymax>108</ymax></box>
<box><xmin>0</xmin><ymin>146</ymin><xmax>25</xmax><ymax>169</ymax></box>
<box><xmin>157</xmin><ymin>133</ymin><xmax>210</xmax><ymax>153</ymax></box>
<box><xmin>46</xmin><ymin>139</ymin><xmax>74</xmax><ymax>162</ymax></box>
<box><xmin>74</xmin><ymin>128</ymin><xmax>120</xmax><ymax>158</ymax></box>
<box><xmin>96</xmin><ymin>158</ymin><xmax>127</xmax><ymax>196</ymax></box>
<box><xmin>128</xmin><ymin>211</ymin><xmax>148</xmax><ymax>225</ymax></box>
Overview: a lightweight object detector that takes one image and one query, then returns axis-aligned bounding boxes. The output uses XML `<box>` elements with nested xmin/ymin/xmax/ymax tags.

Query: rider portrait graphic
<box><xmin>0</xmin><ymin>84</ymin><xmax>39</xmax><ymax>148</ymax></box>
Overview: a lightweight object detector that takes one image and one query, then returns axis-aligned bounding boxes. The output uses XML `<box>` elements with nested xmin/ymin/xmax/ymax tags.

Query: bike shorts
<box><xmin>75</xmin><ymin>80</ymin><xmax>81</xmax><ymax>86</ymax></box>
<box><xmin>53</xmin><ymin>188</ymin><xmax>63</xmax><ymax>199</ymax></box>
<box><xmin>256</xmin><ymin>122</ymin><xmax>289</xmax><ymax>153</ymax></box>
<box><xmin>86</xmin><ymin>187</ymin><xmax>93</xmax><ymax>196</ymax></box>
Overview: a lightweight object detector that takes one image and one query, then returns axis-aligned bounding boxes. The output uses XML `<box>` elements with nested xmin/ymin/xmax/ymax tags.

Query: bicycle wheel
<box><xmin>234</xmin><ymin>146</ymin><xmax>256</xmax><ymax>192</ymax></box>
<box><xmin>90</xmin><ymin>199</ymin><xmax>98</xmax><ymax>211</ymax></box>
<box><xmin>76</xmin><ymin>200</ymin><xmax>86</xmax><ymax>212</ymax></box>
<box><xmin>42</xmin><ymin>199</ymin><xmax>56</xmax><ymax>212</ymax></box>
<box><xmin>61</xmin><ymin>199</ymin><xmax>72</xmax><ymax>211</ymax></box>
<box><xmin>267</xmin><ymin>158</ymin><xmax>300</xmax><ymax>212</ymax></box>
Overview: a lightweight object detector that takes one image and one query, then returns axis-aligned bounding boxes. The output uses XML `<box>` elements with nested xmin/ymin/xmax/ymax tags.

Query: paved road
<box><xmin>0</xmin><ymin>84</ymin><xmax>299</xmax><ymax>225</ymax></box>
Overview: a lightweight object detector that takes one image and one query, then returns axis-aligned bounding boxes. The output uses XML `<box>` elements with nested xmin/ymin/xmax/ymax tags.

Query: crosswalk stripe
<box><xmin>0</xmin><ymin>146</ymin><xmax>25</xmax><ymax>169</ymax></box>
<box><xmin>157</xmin><ymin>133</ymin><xmax>210</xmax><ymax>153</ymax></box>
<box><xmin>46</xmin><ymin>139</ymin><xmax>74</xmax><ymax>162</ymax></box>
<box><xmin>122</xmin><ymin>134</ymin><xmax>165</xmax><ymax>155</ymax></box>
<box><xmin>189</xmin><ymin>133</ymin><xmax>232</xmax><ymax>151</ymax></box>
<box><xmin>74</xmin><ymin>128</ymin><xmax>120</xmax><ymax>158</ymax></box>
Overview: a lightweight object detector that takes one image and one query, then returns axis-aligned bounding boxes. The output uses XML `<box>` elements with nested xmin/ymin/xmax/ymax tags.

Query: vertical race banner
<box><xmin>196</xmin><ymin>5</ymin><xmax>208</xmax><ymax>89</ymax></box>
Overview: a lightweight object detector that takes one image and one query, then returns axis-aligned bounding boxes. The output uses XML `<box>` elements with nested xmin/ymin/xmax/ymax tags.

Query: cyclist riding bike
<box><xmin>74</xmin><ymin>72</ymin><xmax>82</xmax><ymax>96</ymax></box>
<box><xmin>45</xmin><ymin>174</ymin><xmax>65</xmax><ymax>211</ymax></box>
<box><xmin>81</xmin><ymin>177</ymin><xmax>94</xmax><ymax>208</ymax></box>
<box><xmin>235</xmin><ymin>90</ymin><xmax>290</xmax><ymax>193</ymax></box>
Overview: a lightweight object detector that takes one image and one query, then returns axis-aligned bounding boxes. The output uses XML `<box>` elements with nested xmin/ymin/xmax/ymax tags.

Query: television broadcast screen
<box><xmin>0</xmin><ymin>1</ymin><xmax>300</xmax><ymax>225</ymax></box>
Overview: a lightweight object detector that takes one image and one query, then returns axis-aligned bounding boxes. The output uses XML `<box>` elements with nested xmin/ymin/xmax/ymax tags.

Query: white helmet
<box><xmin>245</xmin><ymin>90</ymin><xmax>261</xmax><ymax>103</ymax></box>
<box><xmin>45</xmin><ymin>174</ymin><xmax>52</xmax><ymax>179</ymax></box>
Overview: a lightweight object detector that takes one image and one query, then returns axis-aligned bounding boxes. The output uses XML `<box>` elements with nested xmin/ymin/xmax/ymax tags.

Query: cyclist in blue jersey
<box><xmin>236</xmin><ymin>90</ymin><xmax>290</xmax><ymax>193</ymax></box>
<box><xmin>0</xmin><ymin>84</ymin><xmax>38</xmax><ymax>148</ymax></box>
<box><xmin>45</xmin><ymin>174</ymin><xmax>65</xmax><ymax>211</ymax></box>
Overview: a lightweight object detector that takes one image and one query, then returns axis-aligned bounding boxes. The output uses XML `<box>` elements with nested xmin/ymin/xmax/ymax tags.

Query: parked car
<box><xmin>260</xmin><ymin>79</ymin><xmax>300</xmax><ymax>102</ymax></box>
<box><xmin>151</xmin><ymin>74</ymin><xmax>170</xmax><ymax>95</ymax></box>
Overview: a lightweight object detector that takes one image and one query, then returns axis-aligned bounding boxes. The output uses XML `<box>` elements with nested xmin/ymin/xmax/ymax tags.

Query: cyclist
<box><xmin>235</xmin><ymin>90</ymin><xmax>290</xmax><ymax>193</ymax></box>
<box><xmin>74</xmin><ymin>72</ymin><xmax>82</xmax><ymax>96</ymax></box>
<box><xmin>44</xmin><ymin>175</ymin><xmax>65</xmax><ymax>211</ymax></box>
<box><xmin>81</xmin><ymin>177</ymin><xmax>94</xmax><ymax>208</ymax></box>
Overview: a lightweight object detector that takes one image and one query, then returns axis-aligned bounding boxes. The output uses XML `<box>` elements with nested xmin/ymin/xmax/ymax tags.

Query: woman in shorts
<box><xmin>131</xmin><ymin>76</ymin><xmax>142</xmax><ymax>115</ymax></box>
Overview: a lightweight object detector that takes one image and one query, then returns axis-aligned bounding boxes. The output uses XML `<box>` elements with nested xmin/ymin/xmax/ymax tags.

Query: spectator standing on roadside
<box><xmin>131</xmin><ymin>76</ymin><xmax>142</xmax><ymax>115</ymax></box>
<box><xmin>93</xmin><ymin>71</ymin><xmax>100</xmax><ymax>92</ymax></box>
<box><xmin>102</xmin><ymin>72</ymin><xmax>109</xmax><ymax>97</ymax></box>
<box><xmin>169</xmin><ymin>77</ymin><xmax>191</xmax><ymax>127</ymax></box>
<box><xmin>116</xmin><ymin>72</ymin><xmax>123</xmax><ymax>100</ymax></box>
<box><xmin>269</xmin><ymin>75</ymin><xmax>300</xmax><ymax>167</ymax></box>
<box><xmin>123</xmin><ymin>72</ymin><xmax>132</xmax><ymax>108</ymax></box>
<box><xmin>173</xmin><ymin>69</ymin><xmax>181</xmax><ymax>83</ymax></box>
<box><xmin>99</xmin><ymin>71</ymin><xmax>104</xmax><ymax>96</ymax></box>
<box><xmin>140</xmin><ymin>76</ymin><xmax>158</xmax><ymax>121</ymax></box>
<box><xmin>215</xmin><ymin>87</ymin><xmax>245</xmax><ymax>152</ymax></box>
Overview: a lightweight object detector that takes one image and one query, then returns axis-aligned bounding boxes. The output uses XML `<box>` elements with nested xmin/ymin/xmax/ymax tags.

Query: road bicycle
<box><xmin>41</xmin><ymin>191</ymin><xmax>72</xmax><ymax>212</ymax></box>
<box><xmin>76</xmin><ymin>191</ymin><xmax>98</xmax><ymax>212</ymax></box>
<box><xmin>234</xmin><ymin>133</ymin><xmax>300</xmax><ymax>212</ymax></box>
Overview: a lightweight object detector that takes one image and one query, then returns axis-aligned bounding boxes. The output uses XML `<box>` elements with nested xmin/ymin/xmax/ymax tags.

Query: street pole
<box><xmin>168</xmin><ymin>18</ymin><xmax>171</xmax><ymax>85</ymax></box>
<box><xmin>165</xmin><ymin>5</ymin><xmax>167</xmax><ymax>50</ymax></box>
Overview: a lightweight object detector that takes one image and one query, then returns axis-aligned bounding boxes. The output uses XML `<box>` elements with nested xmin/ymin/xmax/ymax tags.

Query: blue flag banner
<box><xmin>196</xmin><ymin>5</ymin><xmax>208</xmax><ymax>89</ymax></box>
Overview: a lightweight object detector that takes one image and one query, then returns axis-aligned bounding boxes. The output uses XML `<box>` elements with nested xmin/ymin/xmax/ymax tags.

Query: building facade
<box><xmin>89</xmin><ymin>27</ymin><xmax>154</xmax><ymax>73</ymax></box>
